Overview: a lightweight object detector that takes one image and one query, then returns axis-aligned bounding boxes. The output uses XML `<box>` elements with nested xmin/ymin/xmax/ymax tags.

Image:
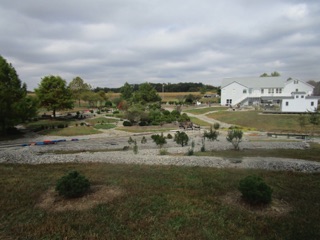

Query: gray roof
<box><xmin>221</xmin><ymin>77</ymin><xmax>289</xmax><ymax>89</ymax></box>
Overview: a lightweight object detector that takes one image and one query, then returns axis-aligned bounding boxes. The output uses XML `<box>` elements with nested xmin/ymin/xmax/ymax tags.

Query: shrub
<box><xmin>203</xmin><ymin>126</ymin><xmax>219</xmax><ymax>141</ymax></box>
<box><xmin>174</xmin><ymin>131</ymin><xmax>189</xmax><ymax>147</ymax></box>
<box><xmin>123</xmin><ymin>121</ymin><xmax>132</xmax><ymax>126</ymax></box>
<box><xmin>55</xmin><ymin>171</ymin><xmax>90</xmax><ymax>198</ymax></box>
<box><xmin>213</xmin><ymin>122</ymin><xmax>220</xmax><ymax>130</ymax></box>
<box><xmin>226</xmin><ymin>129</ymin><xmax>243</xmax><ymax>150</ymax></box>
<box><xmin>167</xmin><ymin>133</ymin><xmax>173</xmax><ymax>139</ymax></box>
<box><xmin>128</xmin><ymin>136</ymin><xmax>135</xmax><ymax>145</ymax></box>
<box><xmin>238</xmin><ymin>175</ymin><xmax>273</xmax><ymax>205</ymax></box>
<box><xmin>187</xmin><ymin>148</ymin><xmax>194</xmax><ymax>156</ymax></box>
<box><xmin>139</xmin><ymin>121</ymin><xmax>148</xmax><ymax>126</ymax></box>
<box><xmin>151</xmin><ymin>133</ymin><xmax>167</xmax><ymax>148</ymax></box>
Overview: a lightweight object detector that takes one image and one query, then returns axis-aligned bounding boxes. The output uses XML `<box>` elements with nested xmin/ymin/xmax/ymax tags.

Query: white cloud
<box><xmin>283</xmin><ymin>3</ymin><xmax>309</xmax><ymax>20</ymax></box>
<box><xmin>0</xmin><ymin>0</ymin><xmax>319</xmax><ymax>89</ymax></box>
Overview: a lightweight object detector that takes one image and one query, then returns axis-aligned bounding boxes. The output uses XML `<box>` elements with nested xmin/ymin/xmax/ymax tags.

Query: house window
<box><xmin>311</xmin><ymin>102</ymin><xmax>314</xmax><ymax>106</ymax></box>
<box><xmin>261</xmin><ymin>89</ymin><xmax>264</xmax><ymax>94</ymax></box>
<box><xmin>226</xmin><ymin>99</ymin><xmax>233</xmax><ymax>105</ymax></box>
<box><xmin>243</xmin><ymin>89</ymin><xmax>247</xmax><ymax>94</ymax></box>
<box><xmin>296</xmin><ymin>89</ymin><xmax>298</xmax><ymax>92</ymax></box>
<box><xmin>279</xmin><ymin>88</ymin><xmax>282</xmax><ymax>93</ymax></box>
<box><xmin>275</xmin><ymin>88</ymin><xmax>282</xmax><ymax>94</ymax></box>
<box><xmin>301</xmin><ymin>95</ymin><xmax>304</xmax><ymax>98</ymax></box>
<box><xmin>268</xmin><ymin>88</ymin><xmax>274</xmax><ymax>94</ymax></box>
<box><xmin>296</xmin><ymin>95</ymin><xmax>299</xmax><ymax>98</ymax></box>
<box><xmin>286</xmin><ymin>102</ymin><xmax>289</xmax><ymax>106</ymax></box>
<box><xmin>249</xmin><ymin>88</ymin><xmax>253</xmax><ymax>94</ymax></box>
<box><xmin>294</xmin><ymin>80</ymin><xmax>299</xmax><ymax>84</ymax></box>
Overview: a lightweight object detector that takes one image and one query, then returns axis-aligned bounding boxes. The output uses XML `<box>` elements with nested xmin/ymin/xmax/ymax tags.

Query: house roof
<box><xmin>221</xmin><ymin>77</ymin><xmax>289</xmax><ymax>89</ymax></box>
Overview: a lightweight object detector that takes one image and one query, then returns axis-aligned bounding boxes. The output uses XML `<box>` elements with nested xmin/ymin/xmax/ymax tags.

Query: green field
<box><xmin>0</xmin><ymin>163</ymin><xmax>319</xmax><ymax>239</ymax></box>
<box><xmin>207</xmin><ymin>111</ymin><xmax>320</xmax><ymax>133</ymax></box>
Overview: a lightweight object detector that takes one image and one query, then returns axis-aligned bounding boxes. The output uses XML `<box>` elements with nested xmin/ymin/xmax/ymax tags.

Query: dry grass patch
<box><xmin>37</xmin><ymin>185</ymin><xmax>123</xmax><ymax>212</ymax></box>
<box><xmin>221</xmin><ymin>191</ymin><xmax>292</xmax><ymax>217</ymax></box>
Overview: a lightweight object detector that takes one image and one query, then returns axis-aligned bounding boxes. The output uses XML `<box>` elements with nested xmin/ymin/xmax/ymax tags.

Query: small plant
<box><xmin>174</xmin><ymin>131</ymin><xmax>189</xmax><ymax>147</ymax></box>
<box><xmin>187</xmin><ymin>148</ymin><xmax>194</xmax><ymax>156</ymax></box>
<box><xmin>238</xmin><ymin>175</ymin><xmax>273</xmax><ymax>205</ymax></box>
<box><xmin>167</xmin><ymin>133</ymin><xmax>173</xmax><ymax>139</ymax></box>
<box><xmin>141</xmin><ymin>136</ymin><xmax>147</xmax><ymax>144</ymax></box>
<box><xmin>55</xmin><ymin>171</ymin><xmax>90</xmax><ymax>198</ymax></box>
<box><xmin>201</xmin><ymin>138</ymin><xmax>206</xmax><ymax>152</ymax></box>
<box><xmin>128</xmin><ymin>136</ymin><xmax>135</xmax><ymax>145</ymax></box>
<box><xmin>133</xmin><ymin>140</ymin><xmax>138</xmax><ymax>154</ymax></box>
<box><xmin>187</xmin><ymin>139</ymin><xmax>195</xmax><ymax>155</ymax></box>
<box><xmin>123</xmin><ymin>146</ymin><xmax>130</xmax><ymax>151</ymax></box>
<box><xmin>226</xmin><ymin>129</ymin><xmax>243</xmax><ymax>150</ymax></box>
<box><xmin>159</xmin><ymin>148</ymin><xmax>168</xmax><ymax>155</ymax></box>
<box><xmin>203</xmin><ymin>126</ymin><xmax>219</xmax><ymax>141</ymax></box>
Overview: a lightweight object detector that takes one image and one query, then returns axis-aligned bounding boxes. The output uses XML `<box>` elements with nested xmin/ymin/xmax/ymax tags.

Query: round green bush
<box><xmin>55</xmin><ymin>171</ymin><xmax>90</xmax><ymax>198</ymax></box>
<box><xmin>238</xmin><ymin>175</ymin><xmax>273</xmax><ymax>204</ymax></box>
<box><xmin>123</xmin><ymin>121</ymin><xmax>132</xmax><ymax>126</ymax></box>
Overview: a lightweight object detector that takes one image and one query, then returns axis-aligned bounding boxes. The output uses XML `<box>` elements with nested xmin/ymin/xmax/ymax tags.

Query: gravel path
<box><xmin>1</xmin><ymin>129</ymin><xmax>320</xmax><ymax>173</ymax></box>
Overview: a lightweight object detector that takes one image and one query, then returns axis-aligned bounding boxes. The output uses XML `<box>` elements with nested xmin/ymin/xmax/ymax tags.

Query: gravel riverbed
<box><xmin>1</xmin><ymin>130</ymin><xmax>320</xmax><ymax>173</ymax></box>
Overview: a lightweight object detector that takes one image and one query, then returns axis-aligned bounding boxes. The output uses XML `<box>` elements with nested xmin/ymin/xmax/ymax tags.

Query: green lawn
<box><xmin>117</xmin><ymin>126</ymin><xmax>177</xmax><ymax>133</ymax></box>
<box><xmin>86</xmin><ymin>117</ymin><xmax>118</xmax><ymax>125</ymax></box>
<box><xmin>196</xmin><ymin>143</ymin><xmax>320</xmax><ymax>162</ymax></box>
<box><xmin>40</xmin><ymin>126</ymin><xmax>102</xmax><ymax>136</ymax></box>
<box><xmin>0</xmin><ymin>163</ymin><xmax>319</xmax><ymax>239</ymax></box>
<box><xmin>184</xmin><ymin>107</ymin><xmax>228</xmax><ymax>115</ymax></box>
<box><xmin>189</xmin><ymin>116</ymin><xmax>211</xmax><ymax>127</ymax></box>
<box><xmin>207</xmin><ymin>111</ymin><xmax>320</xmax><ymax>133</ymax></box>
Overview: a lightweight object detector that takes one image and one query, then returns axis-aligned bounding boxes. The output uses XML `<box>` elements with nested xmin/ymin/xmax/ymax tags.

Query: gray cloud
<box><xmin>1</xmin><ymin>0</ymin><xmax>320</xmax><ymax>90</ymax></box>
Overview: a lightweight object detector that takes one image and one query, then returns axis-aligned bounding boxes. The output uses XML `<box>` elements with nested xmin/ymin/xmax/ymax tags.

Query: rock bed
<box><xmin>1</xmin><ymin>133</ymin><xmax>320</xmax><ymax>173</ymax></box>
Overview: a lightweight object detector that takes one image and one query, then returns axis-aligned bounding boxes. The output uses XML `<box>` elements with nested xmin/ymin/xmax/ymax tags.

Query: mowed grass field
<box><xmin>207</xmin><ymin>111</ymin><xmax>320</xmax><ymax>133</ymax></box>
<box><xmin>1</xmin><ymin>163</ymin><xmax>320</xmax><ymax>239</ymax></box>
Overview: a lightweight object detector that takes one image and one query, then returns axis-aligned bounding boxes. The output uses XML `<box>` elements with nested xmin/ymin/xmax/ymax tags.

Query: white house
<box><xmin>220</xmin><ymin>77</ymin><xmax>319</xmax><ymax>112</ymax></box>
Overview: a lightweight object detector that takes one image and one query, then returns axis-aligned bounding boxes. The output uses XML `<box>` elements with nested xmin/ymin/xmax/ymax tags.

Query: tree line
<box><xmin>94</xmin><ymin>82</ymin><xmax>218</xmax><ymax>93</ymax></box>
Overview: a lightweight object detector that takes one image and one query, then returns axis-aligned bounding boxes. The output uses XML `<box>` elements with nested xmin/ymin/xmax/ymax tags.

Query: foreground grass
<box><xmin>0</xmin><ymin>163</ymin><xmax>319</xmax><ymax>239</ymax></box>
<box><xmin>196</xmin><ymin>143</ymin><xmax>320</xmax><ymax>162</ymax></box>
<box><xmin>207</xmin><ymin>111</ymin><xmax>320</xmax><ymax>133</ymax></box>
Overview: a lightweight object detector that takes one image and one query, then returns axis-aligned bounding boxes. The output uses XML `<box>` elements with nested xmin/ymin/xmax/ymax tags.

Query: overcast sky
<box><xmin>1</xmin><ymin>0</ymin><xmax>320</xmax><ymax>90</ymax></box>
